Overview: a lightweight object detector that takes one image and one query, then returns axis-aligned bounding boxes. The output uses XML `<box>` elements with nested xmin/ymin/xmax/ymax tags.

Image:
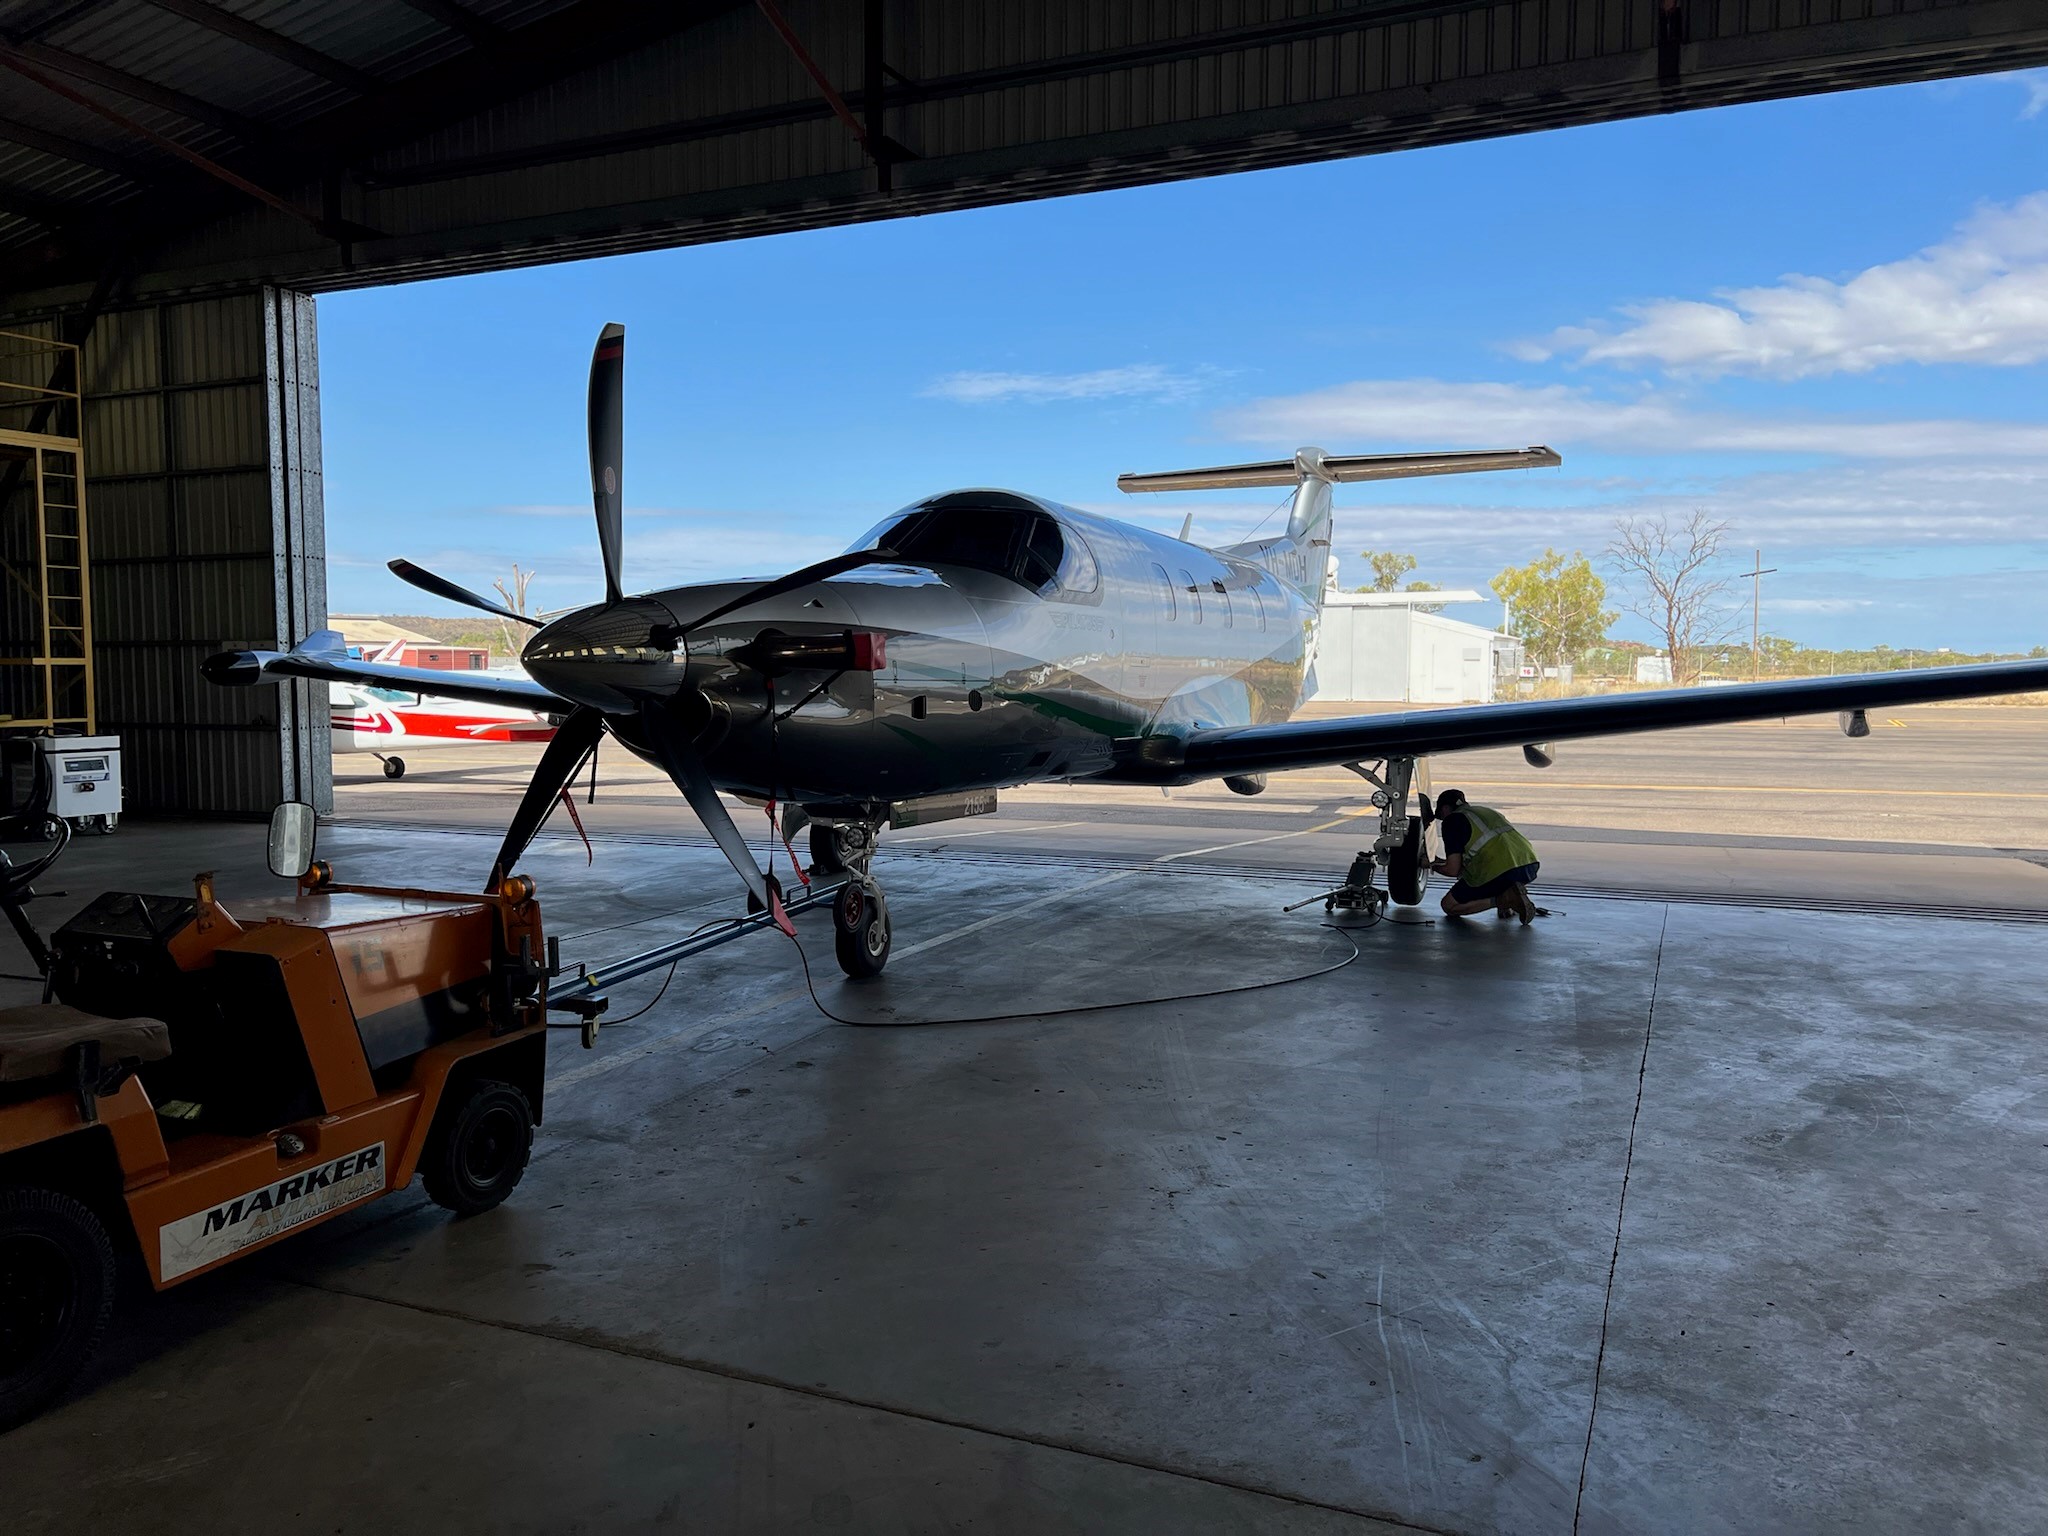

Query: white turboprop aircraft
<box><xmin>207</xmin><ymin>325</ymin><xmax>2048</xmax><ymax>976</ymax></box>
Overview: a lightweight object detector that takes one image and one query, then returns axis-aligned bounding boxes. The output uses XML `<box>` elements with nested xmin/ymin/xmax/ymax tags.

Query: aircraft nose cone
<box><xmin>523</xmin><ymin>598</ymin><xmax>684</xmax><ymax>712</ymax></box>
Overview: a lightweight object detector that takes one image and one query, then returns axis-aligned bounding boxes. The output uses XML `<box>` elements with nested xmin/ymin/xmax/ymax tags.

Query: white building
<box><xmin>1308</xmin><ymin>590</ymin><xmax>1521</xmax><ymax>704</ymax></box>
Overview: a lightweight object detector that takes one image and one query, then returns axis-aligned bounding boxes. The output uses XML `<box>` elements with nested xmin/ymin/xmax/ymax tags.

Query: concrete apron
<box><xmin>1</xmin><ymin>823</ymin><xmax>2043</xmax><ymax>1534</ymax></box>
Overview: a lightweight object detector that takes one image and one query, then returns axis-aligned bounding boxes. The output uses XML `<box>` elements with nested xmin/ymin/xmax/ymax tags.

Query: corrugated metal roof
<box><xmin>0</xmin><ymin>0</ymin><xmax>2042</xmax><ymax>301</ymax></box>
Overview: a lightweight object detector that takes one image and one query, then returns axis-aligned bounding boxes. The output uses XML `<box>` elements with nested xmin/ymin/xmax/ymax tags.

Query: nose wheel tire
<box><xmin>832</xmin><ymin>880</ymin><xmax>891</xmax><ymax>979</ymax></box>
<box><xmin>422</xmin><ymin>1079</ymin><xmax>534</xmax><ymax>1217</ymax></box>
<box><xmin>381</xmin><ymin>756</ymin><xmax>406</xmax><ymax>780</ymax></box>
<box><xmin>0</xmin><ymin>1187</ymin><xmax>116</xmax><ymax>1432</ymax></box>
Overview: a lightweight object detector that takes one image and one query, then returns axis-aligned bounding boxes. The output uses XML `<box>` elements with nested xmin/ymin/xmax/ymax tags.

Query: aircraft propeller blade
<box><xmin>486</xmin><ymin>705</ymin><xmax>607</xmax><ymax>886</ymax></box>
<box><xmin>678</xmin><ymin>547</ymin><xmax>902</xmax><ymax>636</ymax></box>
<box><xmin>589</xmin><ymin>323</ymin><xmax>626</xmax><ymax>606</ymax></box>
<box><xmin>388</xmin><ymin>558</ymin><xmax>541</xmax><ymax>628</ymax></box>
<box><xmin>637</xmin><ymin>697</ymin><xmax>792</xmax><ymax>933</ymax></box>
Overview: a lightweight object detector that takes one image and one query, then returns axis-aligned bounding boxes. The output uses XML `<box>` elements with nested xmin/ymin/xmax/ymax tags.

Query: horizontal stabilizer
<box><xmin>1118</xmin><ymin>445</ymin><xmax>1560</xmax><ymax>493</ymax></box>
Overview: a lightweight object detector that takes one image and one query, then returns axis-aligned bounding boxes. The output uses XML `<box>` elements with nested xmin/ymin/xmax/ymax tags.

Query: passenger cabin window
<box><xmin>1213</xmin><ymin>580</ymin><xmax>1232</xmax><ymax>630</ymax></box>
<box><xmin>1151</xmin><ymin>562</ymin><xmax>1175</xmax><ymax>620</ymax></box>
<box><xmin>851</xmin><ymin>494</ymin><xmax>1099</xmax><ymax>598</ymax></box>
<box><xmin>1177</xmin><ymin>568</ymin><xmax>1200</xmax><ymax>623</ymax></box>
<box><xmin>1249</xmin><ymin>583</ymin><xmax>1267</xmax><ymax>632</ymax></box>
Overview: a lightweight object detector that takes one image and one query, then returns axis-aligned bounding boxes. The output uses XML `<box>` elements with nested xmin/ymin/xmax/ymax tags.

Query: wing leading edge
<box><xmin>1109</xmin><ymin>659</ymin><xmax>2048</xmax><ymax>784</ymax></box>
<box><xmin>203</xmin><ymin>630</ymin><xmax>572</xmax><ymax>713</ymax></box>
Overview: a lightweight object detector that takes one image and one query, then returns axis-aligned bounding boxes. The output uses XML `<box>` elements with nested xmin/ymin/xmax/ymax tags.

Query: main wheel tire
<box><xmin>421</xmin><ymin>1079</ymin><xmax>533</xmax><ymax>1217</ymax></box>
<box><xmin>0</xmin><ymin>1187</ymin><xmax>116</xmax><ymax>1432</ymax></box>
<box><xmin>382</xmin><ymin>756</ymin><xmax>406</xmax><ymax>780</ymax></box>
<box><xmin>832</xmin><ymin>881</ymin><xmax>891</xmax><ymax>979</ymax></box>
<box><xmin>1387</xmin><ymin>817</ymin><xmax>1428</xmax><ymax>906</ymax></box>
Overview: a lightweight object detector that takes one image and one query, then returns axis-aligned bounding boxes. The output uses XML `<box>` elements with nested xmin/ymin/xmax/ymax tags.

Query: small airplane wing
<box><xmin>204</xmin><ymin>630</ymin><xmax>572</xmax><ymax>714</ymax></box>
<box><xmin>1114</xmin><ymin>659</ymin><xmax>2048</xmax><ymax>783</ymax></box>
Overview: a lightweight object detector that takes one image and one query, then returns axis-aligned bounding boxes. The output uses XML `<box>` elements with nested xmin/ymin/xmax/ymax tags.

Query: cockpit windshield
<box><xmin>851</xmin><ymin>493</ymin><xmax>1098</xmax><ymax>596</ymax></box>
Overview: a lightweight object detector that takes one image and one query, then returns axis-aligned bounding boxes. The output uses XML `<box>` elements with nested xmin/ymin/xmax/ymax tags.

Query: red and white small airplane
<box><xmin>331</xmin><ymin>639</ymin><xmax>556</xmax><ymax>779</ymax></box>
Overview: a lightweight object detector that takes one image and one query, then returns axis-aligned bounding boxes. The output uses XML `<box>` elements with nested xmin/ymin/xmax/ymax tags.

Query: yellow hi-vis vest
<box><xmin>1457</xmin><ymin>804</ymin><xmax>1537</xmax><ymax>887</ymax></box>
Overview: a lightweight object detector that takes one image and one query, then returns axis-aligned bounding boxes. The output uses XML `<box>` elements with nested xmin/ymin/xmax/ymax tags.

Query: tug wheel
<box><xmin>422</xmin><ymin>1079</ymin><xmax>533</xmax><ymax>1217</ymax></box>
<box><xmin>0</xmin><ymin>1187</ymin><xmax>115</xmax><ymax>1432</ymax></box>
<box><xmin>1387</xmin><ymin>818</ymin><xmax>1428</xmax><ymax>906</ymax></box>
<box><xmin>382</xmin><ymin>756</ymin><xmax>406</xmax><ymax>780</ymax></box>
<box><xmin>832</xmin><ymin>881</ymin><xmax>891</xmax><ymax>979</ymax></box>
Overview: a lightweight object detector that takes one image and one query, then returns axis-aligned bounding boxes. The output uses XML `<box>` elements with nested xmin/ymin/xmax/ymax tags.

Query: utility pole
<box><xmin>1738</xmin><ymin>550</ymin><xmax>1777</xmax><ymax>681</ymax></box>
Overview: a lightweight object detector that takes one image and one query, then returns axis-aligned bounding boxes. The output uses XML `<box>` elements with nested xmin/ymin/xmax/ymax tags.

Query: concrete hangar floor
<box><xmin>4</xmin><ymin>708</ymin><xmax>2045</xmax><ymax>1534</ymax></box>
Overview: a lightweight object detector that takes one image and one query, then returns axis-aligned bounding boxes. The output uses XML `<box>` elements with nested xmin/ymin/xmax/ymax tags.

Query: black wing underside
<box><xmin>202</xmin><ymin>630</ymin><xmax>572</xmax><ymax>714</ymax></box>
<box><xmin>1114</xmin><ymin>659</ymin><xmax>2048</xmax><ymax>784</ymax></box>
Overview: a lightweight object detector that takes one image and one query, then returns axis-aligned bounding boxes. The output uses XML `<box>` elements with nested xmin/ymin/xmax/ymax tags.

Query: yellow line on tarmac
<box><xmin>1284</xmin><ymin>778</ymin><xmax>2048</xmax><ymax>800</ymax></box>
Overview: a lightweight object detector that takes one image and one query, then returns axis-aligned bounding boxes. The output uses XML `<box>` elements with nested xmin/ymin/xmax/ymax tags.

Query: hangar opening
<box><xmin>2</xmin><ymin>5</ymin><xmax>2046</xmax><ymax>1532</ymax></box>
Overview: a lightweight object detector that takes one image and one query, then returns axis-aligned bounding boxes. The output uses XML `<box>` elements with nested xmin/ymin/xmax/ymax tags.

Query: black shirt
<box><xmin>1440</xmin><ymin>812</ymin><xmax>1470</xmax><ymax>856</ymax></box>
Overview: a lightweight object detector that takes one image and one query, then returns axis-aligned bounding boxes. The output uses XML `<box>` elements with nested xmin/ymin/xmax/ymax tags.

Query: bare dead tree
<box><xmin>1606</xmin><ymin>512</ymin><xmax>1738</xmax><ymax>684</ymax></box>
<box><xmin>492</xmin><ymin>563</ymin><xmax>536</xmax><ymax>663</ymax></box>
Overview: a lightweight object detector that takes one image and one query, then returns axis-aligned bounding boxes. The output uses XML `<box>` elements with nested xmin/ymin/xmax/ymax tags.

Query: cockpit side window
<box><xmin>851</xmin><ymin>500</ymin><xmax>1098</xmax><ymax>598</ymax></box>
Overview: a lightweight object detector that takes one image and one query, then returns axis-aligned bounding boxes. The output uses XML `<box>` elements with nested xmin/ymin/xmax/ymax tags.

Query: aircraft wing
<box><xmin>1111</xmin><ymin>659</ymin><xmax>2048</xmax><ymax>784</ymax></box>
<box><xmin>204</xmin><ymin>630</ymin><xmax>572</xmax><ymax>714</ymax></box>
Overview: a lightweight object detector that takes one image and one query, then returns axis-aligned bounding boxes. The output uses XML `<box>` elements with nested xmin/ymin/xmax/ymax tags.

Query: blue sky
<box><xmin>322</xmin><ymin>68</ymin><xmax>2048</xmax><ymax>653</ymax></box>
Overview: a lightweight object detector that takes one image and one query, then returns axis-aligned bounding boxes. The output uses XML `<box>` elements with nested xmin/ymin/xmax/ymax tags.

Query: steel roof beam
<box><xmin>0</xmin><ymin>180</ymin><xmax>84</xmax><ymax>227</ymax></box>
<box><xmin>0</xmin><ymin>0</ymin><xmax>734</xmax><ymax>283</ymax></box>
<box><xmin>391</xmin><ymin>0</ymin><xmax>503</xmax><ymax>51</ymax></box>
<box><xmin>358</xmin><ymin>0</ymin><xmax>1489</xmax><ymax>189</ymax></box>
<box><xmin>142</xmin><ymin>0</ymin><xmax>386</xmax><ymax>98</ymax></box>
<box><xmin>0</xmin><ymin>110</ymin><xmax>149</xmax><ymax>180</ymax></box>
<box><xmin>0</xmin><ymin>36</ymin><xmax>273</xmax><ymax>144</ymax></box>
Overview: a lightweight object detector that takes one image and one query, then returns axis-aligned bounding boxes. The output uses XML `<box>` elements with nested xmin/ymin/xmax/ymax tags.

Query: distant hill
<box><xmin>368</xmin><ymin>615</ymin><xmax>507</xmax><ymax>647</ymax></box>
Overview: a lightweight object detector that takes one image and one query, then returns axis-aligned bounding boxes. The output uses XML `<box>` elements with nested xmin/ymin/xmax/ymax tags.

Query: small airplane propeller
<box><xmin>446</xmin><ymin>322</ymin><xmax>862</xmax><ymax>932</ymax></box>
<box><xmin>387</xmin><ymin>559</ymin><xmax>541</xmax><ymax>628</ymax></box>
<box><xmin>588</xmin><ymin>321</ymin><xmax>627</xmax><ymax>606</ymax></box>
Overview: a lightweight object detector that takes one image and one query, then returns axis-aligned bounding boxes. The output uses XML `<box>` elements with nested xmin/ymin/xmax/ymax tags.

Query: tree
<box><xmin>492</xmin><ymin>563</ymin><xmax>537</xmax><ymax>664</ymax></box>
<box><xmin>1357</xmin><ymin>550</ymin><xmax>1445</xmax><ymax>612</ymax></box>
<box><xmin>1357</xmin><ymin>550</ymin><xmax>1418</xmax><ymax>592</ymax></box>
<box><xmin>1606</xmin><ymin>511</ymin><xmax>1737</xmax><ymax>685</ymax></box>
<box><xmin>1490</xmin><ymin>549</ymin><xmax>1615</xmax><ymax>679</ymax></box>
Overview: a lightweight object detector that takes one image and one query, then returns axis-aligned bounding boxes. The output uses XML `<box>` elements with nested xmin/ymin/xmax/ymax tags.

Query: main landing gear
<box><xmin>1289</xmin><ymin>757</ymin><xmax>1436</xmax><ymax>924</ymax></box>
<box><xmin>375</xmin><ymin>753</ymin><xmax>406</xmax><ymax>780</ymax></box>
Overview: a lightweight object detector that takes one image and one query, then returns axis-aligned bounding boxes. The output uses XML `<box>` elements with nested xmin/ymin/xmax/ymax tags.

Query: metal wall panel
<box><xmin>71</xmin><ymin>287</ymin><xmax>328</xmax><ymax>817</ymax></box>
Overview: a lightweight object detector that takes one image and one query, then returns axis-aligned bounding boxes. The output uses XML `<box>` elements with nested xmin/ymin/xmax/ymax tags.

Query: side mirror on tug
<box><xmin>267</xmin><ymin>800</ymin><xmax>318</xmax><ymax>879</ymax></box>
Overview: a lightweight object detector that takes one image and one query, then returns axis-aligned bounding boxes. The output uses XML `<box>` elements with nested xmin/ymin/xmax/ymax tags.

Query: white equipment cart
<box><xmin>37</xmin><ymin>734</ymin><xmax>122</xmax><ymax>835</ymax></box>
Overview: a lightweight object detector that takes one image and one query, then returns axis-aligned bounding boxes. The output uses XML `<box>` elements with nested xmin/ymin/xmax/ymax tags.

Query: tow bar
<box><xmin>547</xmin><ymin>872</ymin><xmax>852</xmax><ymax>1045</ymax></box>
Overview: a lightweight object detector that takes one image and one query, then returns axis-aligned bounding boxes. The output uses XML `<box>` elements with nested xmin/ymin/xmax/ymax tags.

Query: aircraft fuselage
<box><xmin>521</xmin><ymin>496</ymin><xmax>1320</xmax><ymax>812</ymax></box>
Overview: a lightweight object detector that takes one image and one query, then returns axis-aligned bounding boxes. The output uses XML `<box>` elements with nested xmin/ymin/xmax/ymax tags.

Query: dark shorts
<box><xmin>1449</xmin><ymin>861</ymin><xmax>1540</xmax><ymax>903</ymax></box>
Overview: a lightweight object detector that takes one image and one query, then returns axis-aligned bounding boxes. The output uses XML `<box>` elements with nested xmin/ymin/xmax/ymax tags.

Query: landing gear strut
<box><xmin>1345</xmin><ymin>757</ymin><xmax>1436</xmax><ymax>918</ymax></box>
<box><xmin>375</xmin><ymin>753</ymin><xmax>406</xmax><ymax>780</ymax></box>
<box><xmin>809</xmin><ymin>820</ymin><xmax>875</xmax><ymax>877</ymax></box>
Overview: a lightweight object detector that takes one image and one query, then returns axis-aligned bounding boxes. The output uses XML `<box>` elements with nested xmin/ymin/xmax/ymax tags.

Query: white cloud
<box><xmin>923</xmin><ymin>363</ymin><xmax>1209</xmax><ymax>405</ymax></box>
<box><xmin>2017</xmin><ymin>70</ymin><xmax>2048</xmax><ymax>120</ymax></box>
<box><xmin>1274</xmin><ymin>458</ymin><xmax>2048</xmax><ymax>563</ymax></box>
<box><xmin>1218</xmin><ymin>377</ymin><xmax>2048</xmax><ymax>459</ymax></box>
<box><xmin>1769</xmin><ymin>597</ymin><xmax>1874</xmax><ymax>615</ymax></box>
<box><xmin>1519</xmin><ymin>191</ymin><xmax>2048</xmax><ymax>378</ymax></box>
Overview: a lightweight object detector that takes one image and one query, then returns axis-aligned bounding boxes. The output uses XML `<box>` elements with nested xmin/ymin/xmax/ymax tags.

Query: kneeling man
<box><xmin>1429</xmin><ymin>788</ymin><xmax>1540</xmax><ymax>923</ymax></box>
